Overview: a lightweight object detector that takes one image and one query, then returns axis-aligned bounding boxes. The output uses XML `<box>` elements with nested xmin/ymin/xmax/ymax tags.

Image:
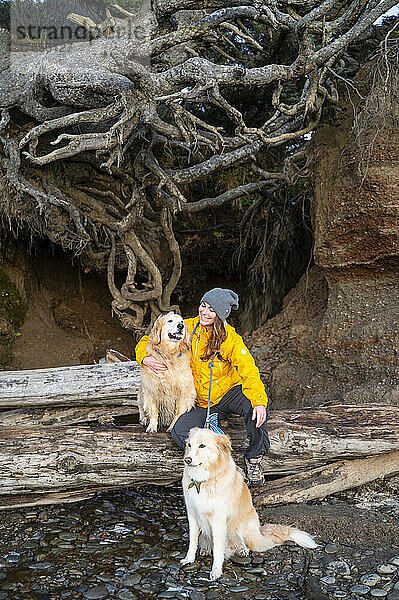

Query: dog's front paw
<box><xmin>146</xmin><ymin>422</ymin><xmax>158</xmax><ymax>433</ymax></box>
<box><xmin>209</xmin><ymin>567</ymin><xmax>223</xmax><ymax>581</ymax></box>
<box><xmin>199</xmin><ymin>548</ymin><xmax>210</xmax><ymax>556</ymax></box>
<box><xmin>180</xmin><ymin>554</ymin><xmax>195</xmax><ymax>566</ymax></box>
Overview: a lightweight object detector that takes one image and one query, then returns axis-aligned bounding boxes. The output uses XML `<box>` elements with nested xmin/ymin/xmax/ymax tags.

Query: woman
<box><xmin>135</xmin><ymin>288</ymin><xmax>269</xmax><ymax>486</ymax></box>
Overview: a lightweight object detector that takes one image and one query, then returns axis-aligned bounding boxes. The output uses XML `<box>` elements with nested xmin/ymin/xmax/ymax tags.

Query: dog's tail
<box><xmin>253</xmin><ymin>524</ymin><xmax>318</xmax><ymax>552</ymax></box>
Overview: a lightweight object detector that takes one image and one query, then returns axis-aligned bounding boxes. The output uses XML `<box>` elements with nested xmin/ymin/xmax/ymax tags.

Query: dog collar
<box><xmin>188</xmin><ymin>479</ymin><xmax>201</xmax><ymax>494</ymax></box>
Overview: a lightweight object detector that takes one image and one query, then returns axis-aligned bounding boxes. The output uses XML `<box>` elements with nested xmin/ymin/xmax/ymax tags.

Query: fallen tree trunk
<box><xmin>0</xmin><ymin>409</ymin><xmax>399</xmax><ymax>509</ymax></box>
<box><xmin>1</xmin><ymin>359</ymin><xmax>399</xmax><ymax>508</ymax></box>
<box><xmin>232</xmin><ymin>404</ymin><xmax>399</xmax><ymax>475</ymax></box>
<box><xmin>2</xmin><ymin>406</ymin><xmax>399</xmax><ymax>473</ymax></box>
<box><xmin>0</xmin><ymin>426</ymin><xmax>182</xmax><ymax>498</ymax></box>
<box><xmin>0</xmin><ymin>406</ymin><xmax>137</xmax><ymax>428</ymax></box>
<box><xmin>2</xmin><ymin>366</ymin><xmax>399</xmax><ymax>474</ymax></box>
<box><xmin>253</xmin><ymin>450</ymin><xmax>399</xmax><ymax>506</ymax></box>
<box><xmin>0</xmin><ymin>362</ymin><xmax>140</xmax><ymax>409</ymax></box>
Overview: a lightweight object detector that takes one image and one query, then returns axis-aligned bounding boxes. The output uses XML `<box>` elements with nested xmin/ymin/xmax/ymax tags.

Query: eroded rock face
<box><xmin>313</xmin><ymin>130</ymin><xmax>399</xmax><ymax>269</ymax></box>
<box><xmin>313</xmin><ymin>123</ymin><xmax>399</xmax><ymax>402</ymax></box>
<box><xmin>247</xmin><ymin>119</ymin><xmax>399</xmax><ymax>407</ymax></box>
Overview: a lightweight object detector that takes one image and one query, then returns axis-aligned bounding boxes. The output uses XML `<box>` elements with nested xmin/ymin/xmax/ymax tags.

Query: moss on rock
<box><xmin>0</xmin><ymin>269</ymin><xmax>24</xmax><ymax>330</ymax></box>
<box><xmin>0</xmin><ymin>269</ymin><xmax>25</xmax><ymax>365</ymax></box>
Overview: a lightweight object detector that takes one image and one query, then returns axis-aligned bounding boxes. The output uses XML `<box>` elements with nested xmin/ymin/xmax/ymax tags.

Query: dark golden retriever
<box><xmin>138</xmin><ymin>312</ymin><xmax>196</xmax><ymax>433</ymax></box>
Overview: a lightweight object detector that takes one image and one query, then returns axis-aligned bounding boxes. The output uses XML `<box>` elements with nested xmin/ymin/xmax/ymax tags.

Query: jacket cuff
<box><xmin>250</xmin><ymin>397</ymin><xmax>268</xmax><ymax>408</ymax></box>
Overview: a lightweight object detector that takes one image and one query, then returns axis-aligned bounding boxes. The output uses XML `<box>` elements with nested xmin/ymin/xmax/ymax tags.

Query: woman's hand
<box><xmin>142</xmin><ymin>355</ymin><xmax>167</xmax><ymax>375</ymax></box>
<box><xmin>252</xmin><ymin>404</ymin><xmax>267</xmax><ymax>427</ymax></box>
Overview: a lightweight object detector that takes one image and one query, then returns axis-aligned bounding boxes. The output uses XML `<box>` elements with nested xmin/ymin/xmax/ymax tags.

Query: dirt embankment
<box><xmin>244</xmin><ymin>266</ymin><xmax>332</xmax><ymax>408</ymax></box>
<box><xmin>1</xmin><ymin>241</ymin><xmax>135</xmax><ymax>370</ymax></box>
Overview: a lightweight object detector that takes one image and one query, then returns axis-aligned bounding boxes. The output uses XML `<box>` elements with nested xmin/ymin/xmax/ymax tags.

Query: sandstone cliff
<box><xmin>247</xmin><ymin>65</ymin><xmax>399</xmax><ymax>407</ymax></box>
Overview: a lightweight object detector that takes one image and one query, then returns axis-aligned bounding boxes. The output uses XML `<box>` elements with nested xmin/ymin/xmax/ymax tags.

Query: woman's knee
<box><xmin>170</xmin><ymin>423</ymin><xmax>186</xmax><ymax>449</ymax></box>
<box><xmin>170</xmin><ymin>408</ymin><xmax>205</xmax><ymax>449</ymax></box>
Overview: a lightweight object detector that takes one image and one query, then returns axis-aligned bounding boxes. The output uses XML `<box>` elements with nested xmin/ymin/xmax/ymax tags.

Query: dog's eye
<box><xmin>187</xmin><ymin>443</ymin><xmax>191</xmax><ymax>447</ymax></box>
<box><xmin>168</xmin><ymin>319</ymin><xmax>173</xmax><ymax>322</ymax></box>
<box><xmin>199</xmin><ymin>444</ymin><xmax>205</xmax><ymax>448</ymax></box>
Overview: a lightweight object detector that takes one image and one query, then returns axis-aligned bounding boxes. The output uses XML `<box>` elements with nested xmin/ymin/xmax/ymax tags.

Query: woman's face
<box><xmin>198</xmin><ymin>301</ymin><xmax>217</xmax><ymax>330</ymax></box>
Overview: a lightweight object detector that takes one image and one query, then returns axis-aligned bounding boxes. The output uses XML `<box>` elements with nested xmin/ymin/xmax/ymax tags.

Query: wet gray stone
<box><xmin>83</xmin><ymin>586</ymin><xmax>109</xmax><ymax>599</ymax></box>
<box><xmin>390</xmin><ymin>557</ymin><xmax>399</xmax><ymax>566</ymax></box>
<box><xmin>327</xmin><ymin>560</ymin><xmax>351</xmax><ymax>575</ymax></box>
<box><xmin>117</xmin><ymin>591</ymin><xmax>137</xmax><ymax>600</ymax></box>
<box><xmin>189</xmin><ymin>591</ymin><xmax>206</xmax><ymax>600</ymax></box>
<box><xmin>360</xmin><ymin>574</ymin><xmax>382</xmax><ymax>586</ymax></box>
<box><xmin>205</xmin><ymin>591</ymin><xmax>222</xmax><ymax>600</ymax></box>
<box><xmin>320</xmin><ymin>575</ymin><xmax>336</xmax><ymax>585</ymax></box>
<box><xmin>325</xmin><ymin>543</ymin><xmax>340</xmax><ymax>554</ymax></box>
<box><xmin>139</xmin><ymin>584</ymin><xmax>156</xmax><ymax>595</ymax></box>
<box><xmin>333</xmin><ymin>591</ymin><xmax>348</xmax><ymax>598</ymax></box>
<box><xmin>164</xmin><ymin>532</ymin><xmax>180</xmax><ymax>541</ymax></box>
<box><xmin>29</xmin><ymin>561</ymin><xmax>53</xmax><ymax>570</ymax></box>
<box><xmin>247</xmin><ymin>566</ymin><xmax>264</xmax><ymax>574</ymax></box>
<box><xmin>231</xmin><ymin>555</ymin><xmax>251</xmax><ymax>565</ymax></box>
<box><xmin>59</xmin><ymin>532</ymin><xmax>79</xmax><ymax>541</ymax></box>
<box><xmin>378</xmin><ymin>564</ymin><xmax>397</xmax><ymax>575</ymax></box>
<box><xmin>122</xmin><ymin>574</ymin><xmax>141</xmax><ymax>587</ymax></box>
<box><xmin>181</xmin><ymin>562</ymin><xmax>198</xmax><ymax>572</ymax></box>
<box><xmin>350</xmin><ymin>584</ymin><xmax>371</xmax><ymax>595</ymax></box>
<box><xmin>388</xmin><ymin>593</ymin><xmax>399</xmax><ymax>600</ymax></box>
<box><xmin>67</xmin><ymin>512</ymin><xmax>81</xmax><ymax>520</ymax></box>
<box><xmin>139</xmin><ymin>559</ymin><xmax>152</xmax><ymax>568</ymax></box>
<box><xmin>97</xmin><ymin>574</ymin><xmax>114</xmax><ymax>583</ymax></box>
<box><xmin>4</xmin><ymin>552</ymin><xmax>20</xmax><ymax>563</ymax></box>
<box><xmin>230</xmin><ymin>585</ymin><xmax>249</xmax><ymax>592</ymax></box>
<box><xmin>370</xmin><ymin>590</ymin><xmax>388</xmax><ymax>598</ymax></box>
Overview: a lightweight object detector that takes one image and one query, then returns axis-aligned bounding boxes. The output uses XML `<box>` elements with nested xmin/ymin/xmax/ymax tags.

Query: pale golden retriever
<box><xmin>138</xmin><ymin>312</ymin><xmax>196</xmax><ymax>433</ymax></box>
<box><xmin>182</xmin><ymin>428</ymin><xmax>317</xmax><ymax>580</ymax></box>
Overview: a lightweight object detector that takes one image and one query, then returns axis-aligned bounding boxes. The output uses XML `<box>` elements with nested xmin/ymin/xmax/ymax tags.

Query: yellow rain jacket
<box><xmin>135</xmin><ymin>316</ymin><xmax>268</xmax><ymax>409</ymax></box>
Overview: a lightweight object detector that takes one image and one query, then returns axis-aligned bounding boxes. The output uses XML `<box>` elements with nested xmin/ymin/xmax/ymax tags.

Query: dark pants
<box><xmin>170</xmin><ymin>385</ymin><xmax>270</xmax><ymax>459</ymax></box>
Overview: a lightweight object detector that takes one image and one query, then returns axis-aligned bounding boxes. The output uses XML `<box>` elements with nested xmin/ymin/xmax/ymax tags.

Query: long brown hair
<box><xmin>201</xmin><ymin>315</ymin><xmax>227</xmax><ymax>361</ymax></box>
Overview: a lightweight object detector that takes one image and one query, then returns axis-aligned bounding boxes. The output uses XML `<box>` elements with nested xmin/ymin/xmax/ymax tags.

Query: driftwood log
<box><xmin>1</xmin><ymin>362</ymin><xmax>399</xmax><ymax>508</ymax></box>
<box><xmin>0</xmin><ymin>362</ymin><xmax>140</xmax><ymax>409</ymax></box>
<box><xmin>253</xmin><ymin>450</ymin><xmax>399</xmax><ymax>506</ymax></box>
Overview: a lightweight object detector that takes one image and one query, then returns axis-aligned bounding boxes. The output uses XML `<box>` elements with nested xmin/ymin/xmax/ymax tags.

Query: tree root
<box><xmin>0</xmin><ymin>0</ymin><xmax>396</xmax><ymax>331</ymax></box>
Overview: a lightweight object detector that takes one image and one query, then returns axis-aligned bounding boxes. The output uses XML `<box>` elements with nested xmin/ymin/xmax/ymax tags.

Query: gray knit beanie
<box><xmin>200</xmin><ymin>288</ymin><xmax>239</xmax><ymax>321</ymax></box>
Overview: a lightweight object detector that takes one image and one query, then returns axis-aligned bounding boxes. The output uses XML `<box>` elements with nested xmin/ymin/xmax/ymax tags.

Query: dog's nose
<box><xmin>177</xmin><ymin>322</ymin><xmax>184</xmax><ymax>330</ymax></box>
<box><xmin>184</xmin><ymin>456</ymin><xmax>192</xmax><ymax>464</ymax></box>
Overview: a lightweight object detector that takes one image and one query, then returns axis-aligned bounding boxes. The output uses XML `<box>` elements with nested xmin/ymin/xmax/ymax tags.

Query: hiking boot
<box><xmin>245</xmin><ymin>456</ymin><xmax>265</xmax><ymax>487</ymax></box>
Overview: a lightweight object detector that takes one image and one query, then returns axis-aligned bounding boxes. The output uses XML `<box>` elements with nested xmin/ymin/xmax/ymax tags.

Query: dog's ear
<box><xmin>150</xmin><ymin>315</ymin><xmax>164</xmax><ymax>346</ymax></box>
<box><xmin>187</xmin><ymin>427</ymin><xmax>200</xmax><ymax>441</ymax></box>
<box><xmin>184</xmin><ymin>428</ymin><xmax>197</xmax><ymax>450</ymax></box>
<box><xmin>216</xmin><ymin>434</ymin><xmax>232</xmax><ymax>455</ymax></box>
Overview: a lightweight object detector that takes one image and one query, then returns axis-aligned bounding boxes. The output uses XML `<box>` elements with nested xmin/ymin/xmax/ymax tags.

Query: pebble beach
<box><xmin>1</xmin><ymin>477</ymin><xmax>399</xmax><ymax>600</ymax></box>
